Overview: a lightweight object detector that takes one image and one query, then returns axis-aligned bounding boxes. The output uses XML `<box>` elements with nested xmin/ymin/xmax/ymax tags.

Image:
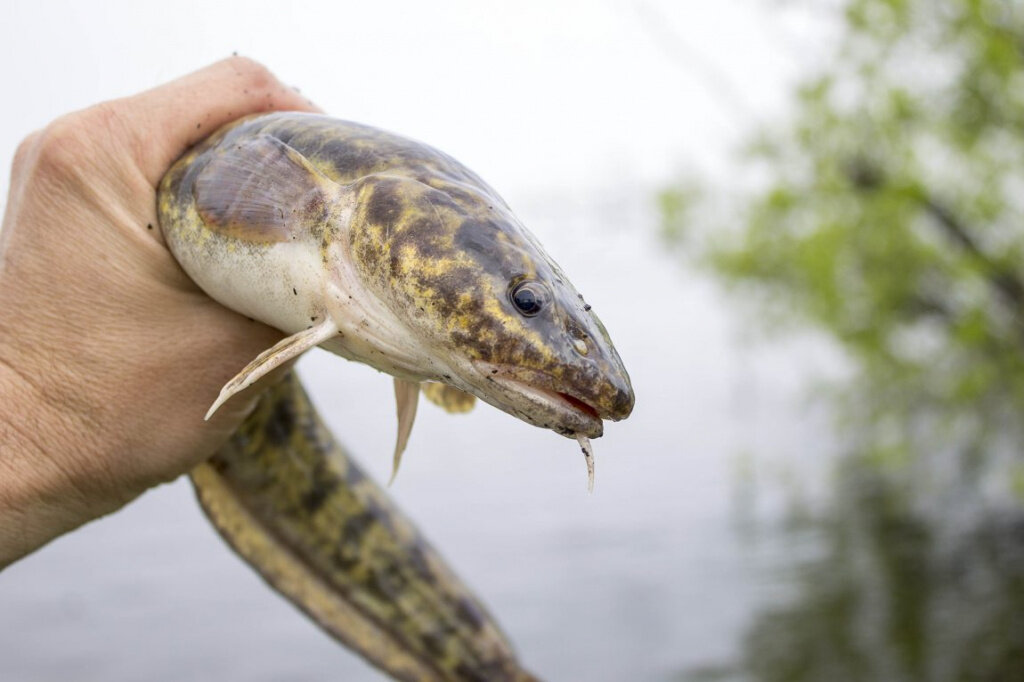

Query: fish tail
<box><xmin>191</xmin><ymin>371</ymin><xmax>538</xmax><ymax>681</ymax></box>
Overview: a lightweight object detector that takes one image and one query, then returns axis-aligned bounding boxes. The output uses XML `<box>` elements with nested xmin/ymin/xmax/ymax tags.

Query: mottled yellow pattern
<box><xmin>422</xmin><ymin>383</ymin><xmax>477</xmax><ymax>414</ymax></box>
<box><xmin>197</xmin><ymin>374</ymin><xmax>533</xmax><ymax>682</ymax></box>
<box><xmin>158</xmin><ymin>114</ymin><xmax>552</xmax><ymax>682</ymax></box>
<box><xmin>158</xmin><ymin>112</ymin><xmax>633</xmax><ymax>682</ymax></box>
<box><xmin>162</xmin><ymin>114</ymin><xmax>634</xmax><ymax>424</ymax></box>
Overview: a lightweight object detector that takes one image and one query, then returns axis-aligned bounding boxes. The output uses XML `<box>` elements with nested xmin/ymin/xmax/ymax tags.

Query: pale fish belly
<box><xmin>165</xmin><ymin>228</ymin><xmax>330</xmax><ymax>336</ymax></box>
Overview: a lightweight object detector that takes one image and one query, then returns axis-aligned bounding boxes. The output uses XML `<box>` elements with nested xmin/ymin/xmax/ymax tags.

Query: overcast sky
<box><xmin>1</xmin><ymin>0</ymin><xmax>830</xmax><ymax>203</ymax></box>
<box><xmin>0</xmin><ymin>6</ymin><xmax>847</xmax><ymax>679</ymax></box>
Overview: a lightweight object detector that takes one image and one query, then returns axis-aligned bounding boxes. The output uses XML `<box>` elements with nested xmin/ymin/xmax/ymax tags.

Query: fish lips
<box><xmin>470</xmin><ymin>360</ymin><xmax>631</xmax><ymax>438</ymax></box>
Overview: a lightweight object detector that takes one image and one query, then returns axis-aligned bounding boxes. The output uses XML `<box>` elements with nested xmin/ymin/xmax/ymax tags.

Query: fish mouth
<box><xmin>470</xmin><ymin>361</ymin><xmax>605</xmax><ymax>438</ymax></box>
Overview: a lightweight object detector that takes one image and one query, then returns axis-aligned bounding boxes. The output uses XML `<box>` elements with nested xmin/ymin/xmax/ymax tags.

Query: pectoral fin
<box><xmin>389</xmin><ymin>378</ymin><xmax>420</xmax><ymax>485</ymax></box>
<box><xmin>194</xmin><ymin>134</ymin><xmax>335</xmax><ymax>243</ymax></box>
<box><xmin>206</xmin><ymin>320</ymin><xmax>339</xmax><ymax>420</ymax></box>
<box><xmin>422</xmin><ymin>382</ymin><xmax>477</xmax><ymax>414</ymax></box>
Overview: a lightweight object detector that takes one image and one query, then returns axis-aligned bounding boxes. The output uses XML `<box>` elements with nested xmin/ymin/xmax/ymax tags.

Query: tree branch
<box><xmin>920</xmin><ymin>198</ymin><xmax>1024</xmax><ymax>312</ymax></box>
<box><xmin>844</xmin><ymin>157</ymin><xmax>1024</xmax><ymax>322</ymax></box>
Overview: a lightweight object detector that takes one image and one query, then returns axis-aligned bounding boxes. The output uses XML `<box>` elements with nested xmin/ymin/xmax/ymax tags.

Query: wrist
<box><xmin>0</xmin><ymin>357</ymin><xmax>94</xmax><ymax>568</ymax></box>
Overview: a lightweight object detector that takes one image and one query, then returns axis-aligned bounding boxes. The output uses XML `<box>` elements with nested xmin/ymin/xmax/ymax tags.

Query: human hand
<box><xmin>0</xmin><ymin>57</ymin><xmax>318</xmax><ymax>567</ymax></box>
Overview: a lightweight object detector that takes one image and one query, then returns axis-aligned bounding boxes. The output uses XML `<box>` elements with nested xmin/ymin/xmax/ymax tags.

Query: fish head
<box><xmin>343</xmin><ymin>173</ymin><xmax>634</xmax><ymax>439</ymax></box>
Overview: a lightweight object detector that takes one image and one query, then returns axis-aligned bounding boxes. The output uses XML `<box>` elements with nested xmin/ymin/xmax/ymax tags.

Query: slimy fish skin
<box><xmin>158</xmin><ymin>112</ymin><xmax>634</xmax><ymax>682</ymax></box>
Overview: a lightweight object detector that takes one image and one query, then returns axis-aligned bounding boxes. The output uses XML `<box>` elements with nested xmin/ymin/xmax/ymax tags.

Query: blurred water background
<box><xmin>3</xmin><ymin>2</ymin><xmax>1023</xmax><ymax>681</ymax></box>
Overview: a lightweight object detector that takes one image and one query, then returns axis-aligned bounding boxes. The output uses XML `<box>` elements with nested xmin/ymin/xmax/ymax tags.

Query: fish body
<box><xmin>161</xmin><ymin>114</ymin><xmax>632</xmax><ymax>434</ymax></box>
<box><xmin>157</xmin><ymin>113</ymin><xmax>633</xmax><ymax>681</ymax></box>
<box><xmin>195</xmin><ymin>372</ymin><xmax>529</xmax><ymax>681</ymax></box>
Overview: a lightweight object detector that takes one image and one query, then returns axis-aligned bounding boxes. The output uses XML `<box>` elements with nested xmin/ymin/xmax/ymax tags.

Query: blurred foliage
<box><xmin>662</xmin><ymin>0</ymin><xmax>1024</xmax><ymax>465</ymax></box>
<box><xmin>663</xmin><ymin>1</ymin><xmax>1024</xmax><ymax>680</ymax></box>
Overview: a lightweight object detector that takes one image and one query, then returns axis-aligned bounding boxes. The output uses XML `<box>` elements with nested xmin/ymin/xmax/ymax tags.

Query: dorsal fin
<box><xmin>194</xmin><ymin>135</ymin><xmax>332</xmax><ymax>242</ymax></box>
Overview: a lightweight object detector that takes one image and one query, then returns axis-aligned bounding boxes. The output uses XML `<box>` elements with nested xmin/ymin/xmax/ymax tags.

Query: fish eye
<box><xmin>510</xmin><ymin>280</ymin><xmax>546</xmax><ymax>317</ymax></box>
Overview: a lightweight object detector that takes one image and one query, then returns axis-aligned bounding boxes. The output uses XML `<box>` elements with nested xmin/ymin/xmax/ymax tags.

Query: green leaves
<box><xmin>664</xmin><ymin>0</ymin><xmax>1024</xmax><ymax>460</ymax></box>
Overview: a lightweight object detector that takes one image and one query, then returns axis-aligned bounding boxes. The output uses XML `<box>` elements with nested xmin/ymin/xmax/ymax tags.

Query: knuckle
<box><xmin>11</xmin><ymin>130</ymin><xmax>41</xmax><ymax>175</ymax></box>
<box><xmin>233</xmin><ymin>56</ymin><xmax>276</xmax><ymax>91</ymax></box>
<box><xmin>31</xmin><ymin>102</ymin><xmax>125</xmax><ymax>180</ymax></box>
<box><xmin>34</xmin><ymin>113</ymin><xmax>95</xmax><ymax>178</ymax></box>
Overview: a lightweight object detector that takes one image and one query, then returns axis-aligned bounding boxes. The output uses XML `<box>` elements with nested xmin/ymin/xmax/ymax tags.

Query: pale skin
<box><xmin>0</xmin><ymin>57</ymin><xmax>319</xmax><ymax>568</ymax></box>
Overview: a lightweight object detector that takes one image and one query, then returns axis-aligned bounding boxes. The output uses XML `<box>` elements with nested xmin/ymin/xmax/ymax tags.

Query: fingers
<box><xmin>123</xmin><ymin>56</ymin><xmax>320</xmax><ymax>185</ymax></box>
